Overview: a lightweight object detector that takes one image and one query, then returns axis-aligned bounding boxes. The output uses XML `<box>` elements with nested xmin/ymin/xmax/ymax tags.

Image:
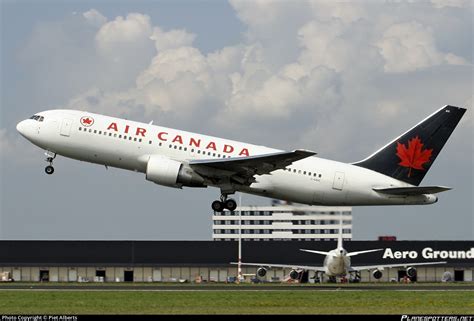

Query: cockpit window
<box><xmin>29</xmin><ymin>115</ymin><xmax>44</xmax><ymax>122</ymax></box>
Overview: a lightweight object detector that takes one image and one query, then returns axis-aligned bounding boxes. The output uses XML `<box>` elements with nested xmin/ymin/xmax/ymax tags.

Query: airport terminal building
<box><xmin>0</xmin><ymin>240</ymin><xmax>472</xmax><ymax>283</ymax></box>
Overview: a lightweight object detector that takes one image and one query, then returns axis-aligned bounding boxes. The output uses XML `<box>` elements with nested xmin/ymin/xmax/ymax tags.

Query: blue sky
<box><xmin>1</xmin><ymin>0</ymin><xmax>472</xmax><ymax>240</ymax></box>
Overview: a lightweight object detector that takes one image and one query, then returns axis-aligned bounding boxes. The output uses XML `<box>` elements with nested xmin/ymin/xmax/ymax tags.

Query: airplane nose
<box><xmin>16</xmin><ymin>120</ymin><xmax>27</xmax><ymax>136</ymax></box>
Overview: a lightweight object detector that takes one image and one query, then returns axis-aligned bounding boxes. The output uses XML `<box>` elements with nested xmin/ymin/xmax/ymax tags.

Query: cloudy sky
<box><xmin>1</xmin><ymin>0</ymin><xmax>472</xmax><ymax>240</ymax></box>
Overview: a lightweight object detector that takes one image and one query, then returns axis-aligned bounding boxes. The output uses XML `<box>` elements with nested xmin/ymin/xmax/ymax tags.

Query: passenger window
<box><xmin>197</xmin><ymin>150</ymin><xmax>201</xmax><ymax>154</ymax></box>
<box><xmin>184</xmin><ymin>147</ymin><xmax>187</xmax><ymax>151</ymax></box>
<box><xmin>94</xmin><ymin>130</ymin><xmax>97</xmax><ymax>134</ymax></box>
<box><xmin>174</xmin><ymin>146</ymin><xmax>177</xmax><ymax>149</ymax></box>
<box><xmin>159</xmin><ymin>142</ymin><xmax>162</xmax><ymax>146</ymax></box>
<box><xmin>298</xmin><ymin>170</ymin><xmax>301</xmax><ymax>174</ymax></box>
<box><xmin>119</xmin><ymin>135</ymin><xmax>122</xmax><ymax>138</ymax></box>
<box><xmin>134</xmin><ymin>138</ymin><xmax>137</xmax><ymax>141</ymax></box>
<box><xmin>114</xmin><ymin>134</ymin><xmax>117</xmax><ymax>137</ymax></box>
<box><xmin>179</xmin><ymin>146</ymin><xmax>182</xmax><ymax>150</ymax></box>
<box><xmin>99</xmin><ymin>131</ymin><xmax>102</xmax><ymax>135</ymax></box>
<box><xmin>139</xmin><ymin>139</ymin><xmax>142</xmax><ymax>142</ymax></box>
<box><xmin>109</xmin><ymin>133</ymin><xmax>112</xmax><ymax>136</ymax></box>
<box><xmin>169</xmin><ymin>145</ymin><xmax>172</xmax><ymax>148</ymax></box>
<box><xmin>319</xmin><ymin>174</ymin><xmax>322</xmax><ymax>178</ymax></box>
<box><xmin>79</xmin><ymin>127</ymin><xmax>82</xmax><ymax>131</ymax></box>
<box><xmin>89</xmin><ymin>129</ymin><xmax>92</xmax><ymax>133</ymax></box>
<box><xmin>303</xmin><ymin>171</ymin><xmax>306</xmax><ymax>175</ymax></box>
<box><xmin>191</xmin><ymin>149</ymin><xmax>194</xmax><ymax>152</ymax></box>
<box><xmin>129</xmin><ymin>137</ymin><xmax>132</xmax><ymax>140</ymax></box>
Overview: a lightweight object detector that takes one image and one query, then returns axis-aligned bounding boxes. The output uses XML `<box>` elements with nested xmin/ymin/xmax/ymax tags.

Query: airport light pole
<box><xmin>238</xmin><ymin>193</ymin><xmax>242</xmax><ymax>284</ymax></box>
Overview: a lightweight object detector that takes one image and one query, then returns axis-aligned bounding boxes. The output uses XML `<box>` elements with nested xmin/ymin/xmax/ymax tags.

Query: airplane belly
<box><xmin>257</xmin><ymin>171</ymin><xmax>315</xmax><ymax>204</ymax></box>
<box><xmin>50</xmin><ymin>135</ymin><xmax>146</xmax><ymax>173</ymax></box>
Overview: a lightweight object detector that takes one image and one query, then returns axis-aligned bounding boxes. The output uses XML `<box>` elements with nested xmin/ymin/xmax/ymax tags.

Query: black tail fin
<box><xmin>354</xmin><ymin>105</ymin><xmax>466</xmax><ymax>186</ymax></box>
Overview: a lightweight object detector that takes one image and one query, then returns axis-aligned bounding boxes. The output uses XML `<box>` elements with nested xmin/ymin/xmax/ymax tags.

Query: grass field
<box><xmin>0</xmin><ymin>290</ymin><xmax>473</xmax><ymax>314</ymax></box>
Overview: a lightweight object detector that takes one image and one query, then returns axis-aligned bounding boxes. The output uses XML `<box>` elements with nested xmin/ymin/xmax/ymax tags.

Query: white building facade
<box><xmin>212</xmin><ymin>205</ymin><xmax>352</xmax><ymax>241</ymax></box>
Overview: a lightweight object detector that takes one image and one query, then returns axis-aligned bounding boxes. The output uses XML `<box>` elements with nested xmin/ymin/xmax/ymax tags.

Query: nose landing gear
<box><xmin>211</xmin><ymin>194</ymin><xmax>237</xmax><ymax>212</ymax></box>
<box><xmin>44</xmin><ymin>151</ymin><xmax>56</xmax><ymax>175</ymax></box>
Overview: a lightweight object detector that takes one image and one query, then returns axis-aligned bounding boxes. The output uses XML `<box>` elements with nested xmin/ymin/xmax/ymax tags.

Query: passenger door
<box><xmin>332</xmin><ymin>171</ymin><xmax>345</xmax><ymax>191</ymax></box>
<box><xmin>60</xmin><ymin>119</ymin><xmax>73</xmax><ymax>137</ymax></box>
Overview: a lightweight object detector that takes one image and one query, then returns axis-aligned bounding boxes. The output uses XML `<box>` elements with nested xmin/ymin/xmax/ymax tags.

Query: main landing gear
<box><xmin>44</xmin><ymin>151</ymin><xmax>56</xmax><ymax>175</ymax></box>
<box><xmin>211</xmin><ymin>195</ymin><xmax>237</xmax><ymax>212</ymax></box>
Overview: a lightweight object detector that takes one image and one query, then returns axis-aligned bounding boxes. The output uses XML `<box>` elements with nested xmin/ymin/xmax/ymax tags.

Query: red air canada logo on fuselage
<box><xmin>106</xmin><ymin>122</ymin><xmax>251</xmax><ymax>156</ymax></box>
<box><xmin>80</xmin><ymin>116</ymin><xmax>94</xmax><ymax>127</ymax></box>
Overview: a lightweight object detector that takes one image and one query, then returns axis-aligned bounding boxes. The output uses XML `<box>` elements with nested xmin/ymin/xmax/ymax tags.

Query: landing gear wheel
<box><xmin>211</xmin><ymin>200</ymin><xmax>225</xmax><ymax>212</ymax></box>
<box><xmin>224</xmin><ymin>199</ymin><xmax>237</xmax><ymax>211</ymax></box>
<box><xmin>45</xmin><ymin>165</ymin><xmax>55</xmax><ymax>175</ymax></box>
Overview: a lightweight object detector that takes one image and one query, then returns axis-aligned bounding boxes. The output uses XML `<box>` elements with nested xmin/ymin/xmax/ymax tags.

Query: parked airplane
<box><xmin>233</xmin><ymin>217</ymin><xmax>446</xmax><ymax>282</ymax></box>
<box><xmin>16</xmin><ymin>105</ymin><xmax>465</xmax><ymax>211</ymax></box>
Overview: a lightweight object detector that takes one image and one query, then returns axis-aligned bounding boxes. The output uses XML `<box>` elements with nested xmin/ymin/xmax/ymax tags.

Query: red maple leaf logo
<box><xmin>80</xmin><ymin>117</ymin><xmax>94</xmax><ymax>126</ymax></box>
<box><xmin>396</xmin><ymin>136</ymin><xmax>433</xmax><ymax>177</ymax></box>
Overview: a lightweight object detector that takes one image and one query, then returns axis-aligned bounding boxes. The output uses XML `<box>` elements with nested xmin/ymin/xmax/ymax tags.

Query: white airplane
<box><xmin>16</xmin><ymin>105</ymin><xmax>465</xmax><ymax>211</ymax></box>
<box><xmin>233</xmin><ymin>218</ymin><xmax>446</xmax><ymax>282</ymax></box>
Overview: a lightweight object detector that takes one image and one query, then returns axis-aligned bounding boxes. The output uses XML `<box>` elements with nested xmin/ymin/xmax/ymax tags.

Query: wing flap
<box><xmin>373</xmin><ymin>186</ymin><xmax>451</xmax><ymax>196</ymax></box>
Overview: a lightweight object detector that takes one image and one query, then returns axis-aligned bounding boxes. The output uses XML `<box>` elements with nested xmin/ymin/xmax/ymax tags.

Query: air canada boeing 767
<box><xmin>17</xmin><ymin>105</ymin><xmax>465</xmax><ymax>211</ymax></box>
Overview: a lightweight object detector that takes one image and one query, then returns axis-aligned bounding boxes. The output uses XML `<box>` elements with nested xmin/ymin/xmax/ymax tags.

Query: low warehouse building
<box><xmin>0</xmin><ymin>241</ymin><xmax>472</xmax><ymax>283</ymax></box>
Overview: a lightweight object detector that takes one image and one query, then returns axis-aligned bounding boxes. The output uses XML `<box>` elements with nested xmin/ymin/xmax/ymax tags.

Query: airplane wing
<box><xmin>190</xmin><ymin>149</ymin><xmax>316</xmax><ymax>186</ymax></box>
<box><xmin>349</xmin><ymin>261</ymin><xmax>446</xmax><ymax>272</ymax></box>
<box><xmin>373</xmin><ymin>186</ymin><xmax>451</xmax><ymax>195</ymax></box>
<box><xmin>231</xmin><ymin>262</ymin><xmax>325</xmax><ymax>272</ymax></box>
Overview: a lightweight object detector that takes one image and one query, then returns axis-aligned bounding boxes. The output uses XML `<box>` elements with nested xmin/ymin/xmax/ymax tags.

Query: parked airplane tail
<box><xmin>353</xmin><ymin>105</ymin><xmax>466</xmax><ymax>186</ymax></box>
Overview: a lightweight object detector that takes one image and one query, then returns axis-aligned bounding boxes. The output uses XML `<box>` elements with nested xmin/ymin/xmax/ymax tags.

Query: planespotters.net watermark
<box><xmin>402</xmin><ymin>316</ymin><xmax>474</xmax><ymax>321</ymax></box>
<box><xmin>1</xmin><ymin>316</ymin><xmax>77</xmax><ymax>321</ymax></box>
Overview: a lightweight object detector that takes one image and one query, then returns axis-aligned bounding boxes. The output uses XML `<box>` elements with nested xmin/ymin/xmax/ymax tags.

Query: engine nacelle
<box><xmin>372</xmin><ymin>269</ymin><xmax>383</xmax><ymax>279</ymax></box>
<box><xmin>146</xmin><ymin>155</ymin><xmax>206</xmax><ymax>188</ymax></box>
<box><xmin>406</xmin><ymin>267</ymin><xmax>417</xmax><ymax>278</ymax></box>
<box><xmin>256</xmin><ymin>267</ymin><xmax>267</xmax><ymax>278</ymax></box>
<box><xmin>289</xmin><ymin>269</ymin><xmax>300</xmax><ymax>280</ymax></box>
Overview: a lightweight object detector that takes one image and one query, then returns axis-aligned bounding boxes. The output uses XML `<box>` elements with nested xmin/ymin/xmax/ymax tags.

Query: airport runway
<box><xmin>0</xmin><ymin>284</ymin><xmax>472</xmax><ymax>291</ymax></box>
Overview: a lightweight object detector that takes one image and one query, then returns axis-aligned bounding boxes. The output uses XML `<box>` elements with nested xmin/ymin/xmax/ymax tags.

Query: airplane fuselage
<box><xmin>323</xmin><ymin>249</ymin><xmax>351</xmax><ymax>277</ymax></box>
<box><xmin>17</xmin><ymin>109</ymin><xmax>438</xmax><ymax>206</ymax></box>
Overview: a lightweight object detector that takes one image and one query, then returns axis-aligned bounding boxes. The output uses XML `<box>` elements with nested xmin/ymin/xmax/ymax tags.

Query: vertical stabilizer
<box><xmin>337</xmin><ymin>213</ymin><xmax>343</xmax><ymax>249</ymax></box>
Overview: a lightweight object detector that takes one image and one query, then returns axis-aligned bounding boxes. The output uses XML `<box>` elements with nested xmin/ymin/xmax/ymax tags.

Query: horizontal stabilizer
<box><xmin>373</xmin><ymin>186</ymin><xmax>451</xmax><ymax>196</ymax></box>
<box><xmin>300</xmin><ymin>249</ymin><xmax>331</xmax><ymax>256</ymax></box>
<box><xmin>346</xmin><ymin>248</ymin><xmax>384</xmax><ymax>257</ymax></box>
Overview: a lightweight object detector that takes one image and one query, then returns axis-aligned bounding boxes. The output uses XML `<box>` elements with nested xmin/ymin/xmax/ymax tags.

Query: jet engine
<box><xmin>372</xmin><ymin>269</ymin><xmax>383</xmax><ymax>279</ymax></box>
<box><xmin>256</xmin><ymin>267</ymin><xmax>267</xmax><ymax>278</ymax></box>
<box><xmin>146</xmin><ymin>155</ymin><xmax>206</xmax><ymax>188</ymax></box>
<box><xmin>289</xmin><ymin>269</ymin><xmax>301</xmax><ymax>280</ymax></box>
<box><xmin>406</xmin><ymin>267</ymin><xmax>417</xmax><ymax>278</ymax></box>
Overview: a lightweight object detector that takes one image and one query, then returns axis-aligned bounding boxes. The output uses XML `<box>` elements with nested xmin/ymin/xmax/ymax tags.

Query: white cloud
<box><xmin>430</xmin><ymin>0</ymin><xmax>470</xmax><ymax>8</ymax></box>
<box><xmin>83</xmin><ymin>9</ymin><xmax>107</xmax><ymax>27</ymax></box>
<box><xmin>18</xmin><ymin>5</ymin><xmax>470</xmax><ymax>150</ymax></box>
<box><xmin>95</xmin><ymin>13</ymin><xmax>153</xmax><ymax>61</ymax></box>
<box><xmin>377</xmin><ymin>21</ymin><xmax>467</xmax><ymax>73</ymax></box>
<box><xmin>151</xmin><ymin>27</ymin><xmax>196</xmax><ymax>52</ymax></box>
